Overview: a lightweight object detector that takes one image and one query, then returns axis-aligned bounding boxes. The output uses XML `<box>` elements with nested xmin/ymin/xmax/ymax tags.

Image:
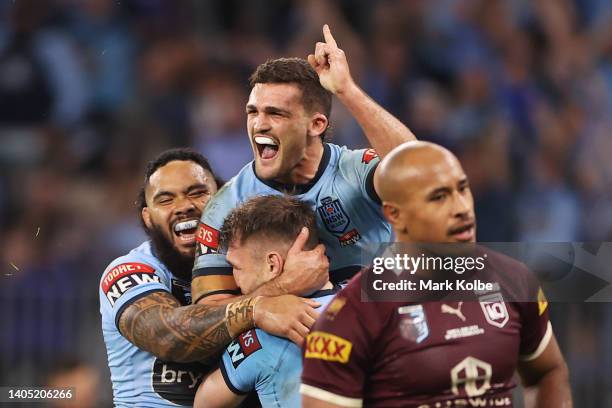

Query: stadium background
<box><xmin>0</xmin><ymin>0</ymin><xmax>611</xmax><ymax>406</ymax></box>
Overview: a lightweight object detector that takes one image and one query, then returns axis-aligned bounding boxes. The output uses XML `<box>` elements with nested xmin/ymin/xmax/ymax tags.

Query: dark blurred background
<box><xmin>0</xmin><ymin>0</ymin><xmax>611</xmax><ymax>406</ymax></box>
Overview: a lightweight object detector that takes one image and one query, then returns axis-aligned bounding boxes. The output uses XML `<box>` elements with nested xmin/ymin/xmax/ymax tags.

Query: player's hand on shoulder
<box><xmin>308</xmin><ymin>24</ymin><xmax>354</xmax><ymax>95</ymax></box>
<box><xmin>254</xmin><ymin>294</ymin><xmax>320</xmax><ymax>347</ymax></box>
<box><xmin>279</xmin><ymin>227</ymin><xmax>329</xmax><ymax>296</ymax></box>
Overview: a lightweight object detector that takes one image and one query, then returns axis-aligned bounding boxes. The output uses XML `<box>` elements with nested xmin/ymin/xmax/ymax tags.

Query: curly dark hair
<box><xmin>249</xmin><ymin>57</ymin><xmax>332</xmax><ymax>140</ymax></box>
<box><xmin>136</xmin><ymin>147</ymin><xmax>220</xmax><ymax>213</ymax></box>
<box><xmin>220</xmin><ymin>195</ymin><xmax>319</xmax><ymax>251</ymax></box>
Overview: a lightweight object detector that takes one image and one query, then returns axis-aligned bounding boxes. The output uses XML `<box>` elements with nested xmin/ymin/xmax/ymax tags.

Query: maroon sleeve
<box><xmin>518</xmin><ymin>286</ymin><xmax>551</xmax><ymax>360</ymax></box>
<box><xmin>301</xmin><ymin>274</ymin><xmax>383</xmax><ymax>402</ymax></box>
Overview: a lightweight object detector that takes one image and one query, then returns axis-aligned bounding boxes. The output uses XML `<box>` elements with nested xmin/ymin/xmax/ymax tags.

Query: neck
<box><xmin>304</xmin><ymin>280</ymin><xmax>334</xmax><ymax>297</ymax></box>
<box><xmin>320</xmin><ymin>281</ymin><xmax>333</xmax><ymax>290</ymax></box>
<box><xmin>394</xmin><ymin>229</ymin><xmax>412</xmax><ymax>244</ymax></box>
<box><xmin>281</xmin><ymin>141</ymin><xmax>324</xmax><ymax>185</ymax></box>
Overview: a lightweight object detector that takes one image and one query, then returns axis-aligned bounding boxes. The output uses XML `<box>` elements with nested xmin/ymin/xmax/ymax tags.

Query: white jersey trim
<box><xmin>520</xmin><ymin>321</ymin><xmax>553</xmax><ymax>362</ymax></box>
<box><xmin>300</xmin><ymin>384</ymin><xmax>363</xmax><ymax>407</ymax></box>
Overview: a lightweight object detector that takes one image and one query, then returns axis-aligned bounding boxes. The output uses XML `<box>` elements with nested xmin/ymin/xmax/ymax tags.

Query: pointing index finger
<box><xmin>323</xmin><ymin>24</ymin><xmax>337</xmax><ymax>48</ymax></box>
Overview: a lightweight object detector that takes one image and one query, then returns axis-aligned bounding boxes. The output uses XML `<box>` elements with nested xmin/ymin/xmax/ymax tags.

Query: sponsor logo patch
<box><xmin>398</xmin><ymin>305</ymin><xmax>429</xmax><ymax>343</ymax></box>
<box><xmin>479</xmin><ymin>293</ymin><xmax>509</xmax><ymax>328</ymax></box>
<box><xmin>196</xmin><ymin>222</ymin><xmax>220</xmax><ymax>255</ymax></box>
<box><xmin>318</xmin><ymin>196</ymin><xmax>350</xmax><ymax>235</ymax></box>
<box><xmin>324</xmin><ymin>296</ymin><xmax>347</xmax><ymax>321</ymax></box>
<box><xmin>441</xmin><ymin>302</ymin><xmax>466</xmax><ymax>322</ymax></box>
<box><xmin>101</xmin><ymin>262</ymin><xmax>155</xmax><ymax>292</ymax></box>
<box><xmin>338</xmin><ymin>228</ymin><xmax>361</xmax><ymax>247</ymax></box>
<box><xmin>238</xmin><ymin>330</ymin><xmax>262</xmax><ymax>357</ymax></box>
<box><xmin>102</xmin><ymin>263</ymin><xmax>160</xmax><ymax>306</ymax></box>
<box><xmin>444</xmin><ymin>325</ymin><xmax>485</xmax><ymax>341</ymax></box>
<box><xmin>227</xmin><ymin>330</ymin><xmax>262</xmax><ymax>368</ymax></box>
<box><xmin>537</xmin><ymin>287</ymin><xmax>548</xmax><ymax>316</ymax></box>
<box><xmin>305</xmin><ymin>331</ymin><xmax>352</xmax><ymax>363</ymax></box>
<box><xmin>361</xmin><ymin>148</ymin><xmax>378</xmax><ymax>164</ymax></box>
<box><xmin>450</xmin><ymin>356</ymin><xmax>492</xmax><ymax>397</ymax></box>
<box><xmin>151</xmin><ymin>358</ymin><xmax>209</xmax><ymax>405</ymax></box>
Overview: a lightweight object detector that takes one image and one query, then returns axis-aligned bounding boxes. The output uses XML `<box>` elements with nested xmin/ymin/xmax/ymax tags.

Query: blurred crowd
<box><xmin>0</xmin><ymin>0</ymin><xmax>611</xmax><ymax>406</ymax></box>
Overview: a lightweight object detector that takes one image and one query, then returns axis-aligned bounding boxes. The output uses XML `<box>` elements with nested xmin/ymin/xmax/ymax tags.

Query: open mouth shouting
<box><xmin>173</xmin><ymin>219</ymin><xmax>199</xmax><ymax>245</ymax></box>
<box><xmin>254</xmin><ymin>136</ymin><xmax>279</xmax><ymax>160</ymax></box>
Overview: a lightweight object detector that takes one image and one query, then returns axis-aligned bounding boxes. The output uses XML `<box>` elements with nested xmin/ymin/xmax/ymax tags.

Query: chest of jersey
<box><xmin>369</xmin><ymin>301</ymin><xmax>521</xmax><ymax>406</ymax></box>
<box><xmin>302</xmin><ymin>178</ymin><xmax>390</xmax><ymax>280</ymax></box>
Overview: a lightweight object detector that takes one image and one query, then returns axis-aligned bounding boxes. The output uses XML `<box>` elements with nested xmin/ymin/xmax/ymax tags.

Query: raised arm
<box><xmin>308</xmin><ymin>24</ymin><xmax>416</xmax><ymax>158</ymax></box>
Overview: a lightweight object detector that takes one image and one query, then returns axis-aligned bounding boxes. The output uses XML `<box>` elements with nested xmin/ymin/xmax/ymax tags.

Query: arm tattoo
<box><xmin>118</xmin><ymin>291</ymin><xmax>256</xmax><ymax>363</ymax></box>
<box><xmin>226</xmin><ymin>296</ymin><xmax>258</xmax><ymax>338</ymax></box>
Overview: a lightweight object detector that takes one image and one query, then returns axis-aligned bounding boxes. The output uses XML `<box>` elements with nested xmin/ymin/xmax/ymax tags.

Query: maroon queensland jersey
<box><xmin>301</xmin><ymin>257</ymin><xmax>552</xmax><ymax>407</ymax></box>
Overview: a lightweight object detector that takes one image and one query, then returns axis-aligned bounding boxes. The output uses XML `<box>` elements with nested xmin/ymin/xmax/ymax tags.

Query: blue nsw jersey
<box><xmin>219</xmin><ymin>286</ymin><xmax>340</xmax><ymax>407</ymax></box>
<box><xmin>192</xmin><ymin>143</ymin><xmax>391</xmax><ymax>300</ymax></box>
<box><xmin>100</xmin><ymin>241</ymin><xmax>211</xmax><ymax>407</ymax></box>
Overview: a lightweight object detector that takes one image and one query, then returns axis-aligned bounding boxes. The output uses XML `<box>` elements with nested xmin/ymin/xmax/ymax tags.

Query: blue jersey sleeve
<box><xmin>337</xmin><ymin>148</ymin><xmax>381</xmax><ymax>204</ymax></box>
<box><xmin>220</xmin><ymin>329</ymin><xmax>303</xmax><ymax>407</ymax></box>
<box><xmin>219</xmin><ymin>329</ymin><xmax>269</xmax><ymax>394</ymax></box>
<box><xmin>99</xmin><ymin>256</ymin><xmax>169</xmax><ymax>331</ymax></box>
<box><xmin>192</xmin><ymin>182</ymin><xmax>239</xmax><ymax>301</ymax></box>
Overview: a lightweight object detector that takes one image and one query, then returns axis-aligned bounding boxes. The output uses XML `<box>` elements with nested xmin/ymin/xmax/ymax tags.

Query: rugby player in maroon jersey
<box><xmin>301</xmin><ymin>141</ymin><xmax>572</xmax><ymax>407</ymax></box>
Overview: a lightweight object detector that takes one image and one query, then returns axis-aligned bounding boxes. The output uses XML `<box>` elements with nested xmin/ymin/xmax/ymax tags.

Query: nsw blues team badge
<box><xmin>318</xmin><ymin>196</ymin><xmax>350</xmax><ymax>234</ymax></box>
<box><xmin>398</xmin><ymin>305</ymin><xmax>429</xmax><ymax>344</ymax></box>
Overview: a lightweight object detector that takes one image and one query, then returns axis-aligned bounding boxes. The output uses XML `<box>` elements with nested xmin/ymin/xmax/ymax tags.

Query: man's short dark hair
<box><xmin>220</xmin><ymin>195</ymin><xmax>318</xmax><ymax>251</ymax></box>
<box><xmin>137</xmin><ymin>148</ymin><xmax>219</xmax><ymax>213</ymax></box>
<box><xmin>249</xmin><ymin>57</ymin><xmax>332</xmax><ymax>139</ymax></box>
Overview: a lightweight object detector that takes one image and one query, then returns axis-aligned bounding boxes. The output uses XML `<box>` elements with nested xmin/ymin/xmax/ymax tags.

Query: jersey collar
<box><xmin>307</xmin><ymin>282</ymin><xmax>342</xmax><ymax>299</ymax></box>
<box><xmin>253</xmin><ymin>143</ymin><xmax>331</xmax><ymax>195</ymax></box>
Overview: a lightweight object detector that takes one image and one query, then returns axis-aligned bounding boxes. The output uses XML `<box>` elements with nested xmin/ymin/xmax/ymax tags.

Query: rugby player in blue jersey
<box><xmin>193</xmin><ymin>195</ymin><xmax>341</xmax><ymax>408</ymax></box>
<box><xmin>100</xmin><ymin>149</ymin><xmax>323</xmax><ymax>406</ymax></box>
<box><xmin>192</xmin><ymin>25</ymin><xmax>417</xmax><ymax>305</ymax></box>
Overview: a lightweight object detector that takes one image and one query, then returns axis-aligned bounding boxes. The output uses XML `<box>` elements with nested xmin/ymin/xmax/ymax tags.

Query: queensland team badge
<box><xmin>318</xmin><ymin>196</ymin><xmax>350</xmax><ymax>234</ymax></box>
<box><xmin>397</xmin><ymin>305</ymin><xmax>429</xmax><ymax>343</ymax></box>
<box><xmin>479</xmin><ymin>292</ymin><xmax>509</xmax><ymax>328</ymax></box>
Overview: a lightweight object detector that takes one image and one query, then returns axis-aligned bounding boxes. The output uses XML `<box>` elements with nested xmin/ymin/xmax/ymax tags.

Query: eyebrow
<box><xmin>245</xmin><ymin>104</ymin><xmax>291</xmax><ymax>115</ymax></box>
<box><xmin>427</xmin><ymin>186</ymin><xmax>452</xmax><ymax>198</ymax></box>
<box><xmin>152</xmin><ymin>183</ymin><xmax>209</xmax><ymax>201</ymax></box>
<box><xmin>186</xmin><ymin>183</ymin><xmax>210</xmax><ymax>193</ymax></box>
<box><xmin>152</xmin><ymin>191</ymin><xmax>174</xmax><ymax>201</ymax></box>
<box><xmin>426</xmin><ymin>177</ymin><xmax>469</xmax><ymax>198</ymax></box>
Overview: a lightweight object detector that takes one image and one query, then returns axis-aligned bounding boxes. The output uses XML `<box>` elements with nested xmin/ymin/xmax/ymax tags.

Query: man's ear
<box><xmin>266</xmin><ymin>251</ymin><xmax>284</xmax><ymax>278</ymax></box>
<box><xmin>383</xmin><ymin>202</ymin><xmax>408</xmax><ymax>232</ymax></box>
<box><xmin>141</xmin><ymin>207</ymin><xmax>153</xmax><ymax>230</ymax></box>
<box><xmin>308</xmin><ymin>113</ymin><xmax>329</xmax><ymax>140</ymax></box>
<box><xmin>382</xmin><ymin>202</ymin><xmax>400</xmax><ymax>225</ymax></box>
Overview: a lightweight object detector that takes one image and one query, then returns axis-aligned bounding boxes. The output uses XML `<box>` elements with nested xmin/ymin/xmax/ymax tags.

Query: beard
<box><xmin>146</xmin><ymin>223</ymin><xmax>194</xmax><ymax>281</ymax></box>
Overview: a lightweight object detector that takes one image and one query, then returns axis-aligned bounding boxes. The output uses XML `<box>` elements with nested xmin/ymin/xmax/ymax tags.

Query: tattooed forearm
<box><xmin>118</xmin><ymin>291</ymin><xmax>257</xmax><ymax>363</ymax></box>
<box><xmin>226</xmin><ymin>296</ymin><xmax>259</xmax><ymax>337</ymax></box>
